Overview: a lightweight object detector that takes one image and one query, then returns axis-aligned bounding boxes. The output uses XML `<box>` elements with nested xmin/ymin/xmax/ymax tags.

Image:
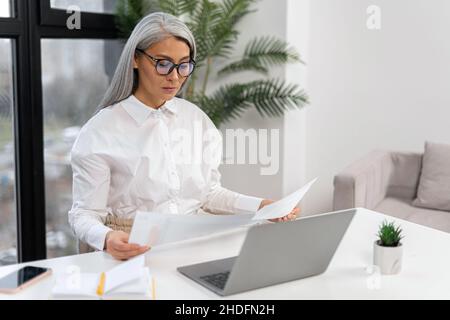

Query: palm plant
<box><xmin>115</xmin><ymin>0</ymin><xmax>309</xmax><ymax>126</ymax></box>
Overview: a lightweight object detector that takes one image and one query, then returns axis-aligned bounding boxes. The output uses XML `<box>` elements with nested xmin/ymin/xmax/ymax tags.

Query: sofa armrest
<box><xmin>333</xmin><ymin>150</ymin><xmax>393</xmax><ymax>210</ymax></box>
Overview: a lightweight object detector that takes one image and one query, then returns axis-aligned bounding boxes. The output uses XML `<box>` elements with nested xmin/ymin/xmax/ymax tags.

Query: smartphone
<box><xmin>0</xmin><ymin>266</ymin><xmax>52</xmax><ymax>294</ymax></box>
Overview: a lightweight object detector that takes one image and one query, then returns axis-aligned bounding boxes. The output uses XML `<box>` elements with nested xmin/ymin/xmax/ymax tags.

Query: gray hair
<box><xmin>98</xmin><ymin>12</ymin><xmax>196</xmax><ymax>109</ymax></box>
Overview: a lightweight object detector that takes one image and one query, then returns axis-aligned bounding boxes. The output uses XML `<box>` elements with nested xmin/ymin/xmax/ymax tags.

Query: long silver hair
<box><xmin>98</xmin><ymin>12</ymin><xmax>196</xmax><ymax>109</ymax></box>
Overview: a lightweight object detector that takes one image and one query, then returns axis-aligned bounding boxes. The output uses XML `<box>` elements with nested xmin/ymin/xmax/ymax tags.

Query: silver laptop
<box><xmin>177</xmin><ymin>209</ymin><xmax>356</xmax><ymax>296</ymax></box>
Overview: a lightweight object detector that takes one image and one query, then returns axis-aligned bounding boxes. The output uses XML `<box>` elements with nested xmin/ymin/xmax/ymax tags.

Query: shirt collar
<box><xmin>121</xmin><ymin>94</ymin><xmax>178</xmax><ymax>125</ymax></box>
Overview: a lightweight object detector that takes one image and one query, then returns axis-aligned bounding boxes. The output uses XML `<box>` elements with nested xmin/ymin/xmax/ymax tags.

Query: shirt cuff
<box><xmin>233</xmin><ymin>194</ymin><xmax>264</xmax><ymax>215</ymax></box>
<box><xmin>86</xmin><ymin>223</ymin><xmax>113</xmax><ymax>251</ymax></box>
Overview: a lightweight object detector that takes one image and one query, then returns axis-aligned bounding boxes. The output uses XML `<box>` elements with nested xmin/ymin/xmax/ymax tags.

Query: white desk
<box><xmin>1</xmin><ymin>208</ymin><xmax>450</xmax><ymax>300</ymax></box>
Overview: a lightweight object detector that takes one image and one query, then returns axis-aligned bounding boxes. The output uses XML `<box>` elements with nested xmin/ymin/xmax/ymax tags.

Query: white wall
<box><xmin>302</xmin><ymin>0</ymin><xmax>450</xmax><ymax>214</ymax></box>
<box><xmin>217</xmin><ymin>0</ymin><xmax>288</xmax><ymax>200</ymax></box>
<box><xmin>220</xmin><ymin>0</ymin><xmax>450</xmax><ymax>214</ymax></box>
<box><xmin>218</xmin><ymin>0</ymin><xmax>312</xmax><ymax>204</ymax></box>
<box><xmin>283</xmin><ymin>0</ymin><xmax>310</xmax><ymax>198</ymax></box>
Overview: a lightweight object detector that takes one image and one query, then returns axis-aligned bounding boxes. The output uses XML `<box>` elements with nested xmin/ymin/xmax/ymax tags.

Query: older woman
<box><xmin>69</xmin><ymin>12</ymin><xmax>300</xmax><ymax>260</ymax></box>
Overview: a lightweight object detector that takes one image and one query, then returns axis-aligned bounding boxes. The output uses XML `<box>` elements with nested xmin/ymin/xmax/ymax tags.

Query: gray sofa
<box><xmin>333</xmin><ymin>150</ymin><xmax>450</xmax><ymax>233</ymax></box>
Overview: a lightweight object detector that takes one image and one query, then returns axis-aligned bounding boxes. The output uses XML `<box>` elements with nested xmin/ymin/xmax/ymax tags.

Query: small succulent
<box><xmin>376</xmin><ymin>220</ymin><xmax>404</xmax><ymax>247</ymax></box>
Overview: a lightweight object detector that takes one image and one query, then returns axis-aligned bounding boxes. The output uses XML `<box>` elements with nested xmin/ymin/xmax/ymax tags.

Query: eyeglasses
<box><xmin>136</xmin><ymin>49</ymin><xmax>196</xmax><ymax>77</ymax></box>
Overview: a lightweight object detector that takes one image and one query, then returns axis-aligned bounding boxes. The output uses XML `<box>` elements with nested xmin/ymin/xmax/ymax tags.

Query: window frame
<box><xmin>40</xmin><ymin>0</ymin><xmax>117</xmax><ymax>35</ymax></box>
<box><xmin>0</xmin><ymin>0</ymin><xmax>119</xmax><ymax>262</ymax></box>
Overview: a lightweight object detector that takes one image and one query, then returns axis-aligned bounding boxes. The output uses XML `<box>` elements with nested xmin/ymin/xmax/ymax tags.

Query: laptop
<box><xmin>177</xmin><ymin>209</ymin><xmax>356</xmax><ymax>296</ymax></box>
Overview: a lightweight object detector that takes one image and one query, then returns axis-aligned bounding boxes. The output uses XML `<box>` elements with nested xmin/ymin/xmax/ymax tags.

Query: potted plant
<box><xmin>373</xmin><ymin>220</ymin><xmax>404</xmax><ymax>275</ymax></box>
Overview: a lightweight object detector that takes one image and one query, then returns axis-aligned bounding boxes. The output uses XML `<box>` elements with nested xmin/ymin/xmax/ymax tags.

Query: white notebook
<box><xmin>52</xmin><ymin>255</ymin><xmax>152</xmax><ymax>299</ymax></box>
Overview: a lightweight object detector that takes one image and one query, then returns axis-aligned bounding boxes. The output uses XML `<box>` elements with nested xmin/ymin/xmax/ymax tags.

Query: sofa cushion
<box><xmin>387</xmin><ymin>152</ymin><xmax>422</xmax><ymax>200</ymax></box>
<box><xmin>412</xmin><ymin>141</ymin><xmax>450</xmax><ymax>211</ymax></box>
<box><xmin>376</xmin><ymin>197</ymin><xmax>450</xmax><ymax>233</ymax></box>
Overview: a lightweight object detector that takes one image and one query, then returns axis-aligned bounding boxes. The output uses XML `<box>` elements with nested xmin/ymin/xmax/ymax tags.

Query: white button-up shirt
<box><xmin>69</xmin><ymin>95</ymin><xmax>263</xmax><ymax>250</ymax></box>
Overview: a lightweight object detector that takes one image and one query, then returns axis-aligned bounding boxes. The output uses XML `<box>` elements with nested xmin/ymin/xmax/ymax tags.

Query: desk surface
<box><xmin>1</xmin><ymin>208</ymin><xmax>449</xmax><ymax>300</ymax></box>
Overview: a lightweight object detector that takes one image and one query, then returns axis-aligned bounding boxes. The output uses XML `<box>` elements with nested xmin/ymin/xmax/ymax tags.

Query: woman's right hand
<box><xmin>104</xmin><ymin>230</ymin><xmax>150</xmax><ymax>260</ymax></box>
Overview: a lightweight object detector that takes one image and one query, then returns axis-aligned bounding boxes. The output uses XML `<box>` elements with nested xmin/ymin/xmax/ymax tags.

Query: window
<box><xmin>50</xmin><ymin>0</ymin><xmax>118</xmax><ymax>14</ymax></box>
<box><xmin>0</xmin><ymin>1</ymin><xmax>12</xmax><ymax>18</ymax></box>
<box><xmin>1</xmin><ymin>0</ymin><xmax>119</xmax><ymax>262</ymax></box>
<box><xmin>0</xmin><ymin>39</ymin><xmax>16</xmax><ymax>265</ymax></box>
<box><xmin>42</xmin><ymin>39</ymin><xmax>122</xmax><ymax>258</ymax></box>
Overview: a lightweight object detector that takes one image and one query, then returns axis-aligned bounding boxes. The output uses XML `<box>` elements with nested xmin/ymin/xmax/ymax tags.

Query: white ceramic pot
<box><xmin>373</xmin><ymin>241</ymin><xmax>403</xmax><ymax>275</ymax></box>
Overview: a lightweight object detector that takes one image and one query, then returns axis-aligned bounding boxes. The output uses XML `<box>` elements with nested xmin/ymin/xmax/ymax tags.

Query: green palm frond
<box><xmin>222</xmin><ymin>0</ymin><xmax>257</xmax><ymax>25</ymax></box>
<box><xmin>194</xmin><ymin>79</ymin><xmax>309</xmax><ymax>124</ymax></box>
<box><xmin>187</xmin><ymin>0</ymin><xmax>221</xmax><ymax>64</ymax></box>
<box><xmin>115</xmin><ymin>0</ymin><xmax>150</xmax><ymax>38</ymax></box>
<box><xmin>218</xmin><ymin>58</ymin><xmax>268</xmax><ymax>76</ymax></box>
<box><xmin>219</xmin><ymin>36</ymin><xmax>303</xmax><ymax>76</ymax></box>
<box><xmin>150</xmin><ymin>0</ymin><xmax>198</xmax><ymax>17</ymax></box>
<box><xmin>187</xmin><ymin>0</ymin><xmax>257</xmax><ymax>93</ymax></box>
<box><xmin>208</xmin><ymin>0</ymin><xmax>257</xmax><ymax>58</ymax></box>
<box><xmin>249</xmin><ymin>79</ymin><xmax>308</xmax><ymax>117</ymax></box>
<box><xmin>187</xmin><ymin>0</ymin><xmax>256</xmax><ymax>64</ymax></box>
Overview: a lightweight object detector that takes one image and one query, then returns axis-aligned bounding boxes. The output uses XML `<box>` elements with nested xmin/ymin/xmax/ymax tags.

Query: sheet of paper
<box><xmin>104</xmin><ymin>254</ymin><xmax>145</xmax><ymax>293</ymax></box>
<box><xmin>105</xmin><ymin>267</ymin><xmax>150</xmax><ymax>297</ymax></box>
<box><xmin>128</xmin><ymin>212</ymin><xmax>168</xmax><ymax>247</ymax></box>
<box><xmin>252</xmin><ymin>177</ymin><xmax>318</xmax><ymax>221</ymax></box>
<box><xmin>129</xmin><ymin>211</ymin><xmax>255</xmax><ymax>247</ymax></box>
<box><xmin>128</xmin><ymin>178</ymin><xmax>317</xmax><ymax>246</ymax></box>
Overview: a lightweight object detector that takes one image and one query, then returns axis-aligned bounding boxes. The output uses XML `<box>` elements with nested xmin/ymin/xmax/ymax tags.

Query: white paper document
<box><xmin>252</xmin><ymin>177</ymin><xmax>318</xmax><ymax>221</ymax></box>
<box><xmin>129</xmin><ymin>211</ymin><xmax>255</xmax><ymax>247</ymax></box>
<box><xmin>128</xmin><ymin>178</ymin><xmax>317</xmax><ymax>247</ymax></box>
<box><xmin>52</xmin><ymin>255</ymin><xmax>151</xmax><ymax>299</ymax></box>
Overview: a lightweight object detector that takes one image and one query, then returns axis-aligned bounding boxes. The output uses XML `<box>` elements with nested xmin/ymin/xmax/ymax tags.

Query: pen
<box><xmin>96</xmin><ymin>272</ymin><xmax>106</xmax><ymax>297</ymax></box>
<box><xmin>152</xmin><ymin>276</ymin><xmax>156</xmax><ymax>300</ymax></box>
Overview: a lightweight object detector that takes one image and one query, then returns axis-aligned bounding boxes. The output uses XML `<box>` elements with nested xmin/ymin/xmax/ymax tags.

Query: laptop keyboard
<box><xmin>200</xmin><ymin>271</ymin><xmax>230</xmax><ymax>290</ymax></box>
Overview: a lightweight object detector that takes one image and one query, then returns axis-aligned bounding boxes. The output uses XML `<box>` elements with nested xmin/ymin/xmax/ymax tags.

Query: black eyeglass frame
<box><xmin>135</xmin><ymin>48</ymin><xmax>196</xmax><ymax>77</ymax></box>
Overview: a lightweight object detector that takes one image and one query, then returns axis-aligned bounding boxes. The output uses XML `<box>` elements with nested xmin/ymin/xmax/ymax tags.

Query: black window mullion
<box><xmin>0</xmin><ymin>19</ymin><xmax>23</xmax><ymax>36</ymax></box>
<box><xmin>14</xmin><ymin>0</ymin><xmax>46</xmax><ymax>262</ymax></box>
<box><xmin>38</xmin><ymin>26</ymin><xmax>118</xmax><ymax>39</ymax></box>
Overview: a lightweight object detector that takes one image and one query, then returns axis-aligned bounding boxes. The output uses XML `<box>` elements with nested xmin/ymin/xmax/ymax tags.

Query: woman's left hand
<box><xmin>258</xmin><ymin>199</ymin><xmax>301</xmax><ymax>222</ymax></box>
